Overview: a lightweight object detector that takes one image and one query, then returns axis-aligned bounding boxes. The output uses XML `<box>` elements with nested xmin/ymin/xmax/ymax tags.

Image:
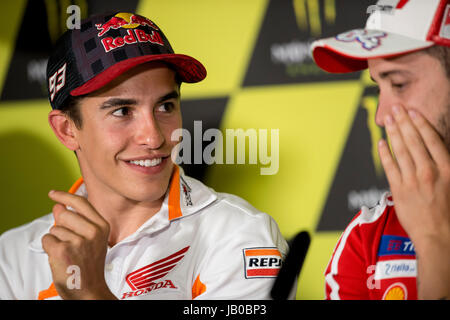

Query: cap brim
<box><xmin>311</xmin><ymin>30</ymin><xmax>434</xmax><ymax>74</ymax></box>
<box><xmin>71</xmin><ymin>53</ymin><xmax>206</xmax><ymax>96</ymax></box>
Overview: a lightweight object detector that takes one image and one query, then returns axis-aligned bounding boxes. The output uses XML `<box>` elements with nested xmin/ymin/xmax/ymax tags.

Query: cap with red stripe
<box><xmin>46</xmin><ymin>12</ymin><xmax>206</xmax><ymax>110</ymax></box>
<box><xmin>311</xmin><ymin>0</ymin><xmax>450</xmax><ymax>74</ymax></box>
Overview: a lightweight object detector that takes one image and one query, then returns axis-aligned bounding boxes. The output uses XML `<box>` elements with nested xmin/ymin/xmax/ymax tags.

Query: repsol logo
<box><xmin>243</xmin><ymin>248</ymin><xmax>283</xmax><ymax>279</ymax></box>
<box><xmin>248</xmin><ymin>257</ymin><xmax>282</xmax><ymax>268</ymax></box>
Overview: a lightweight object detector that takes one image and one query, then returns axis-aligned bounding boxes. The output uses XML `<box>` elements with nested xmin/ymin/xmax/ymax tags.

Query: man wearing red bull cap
<box><xmin>311</xmin><ymin>0</ymin><xmax>449</xmax><ymax>300</ymax></box>
<box><xmin>0</xmin><ymin>12</ymin><xmax>290</xmax><ymax>300</ymax></box>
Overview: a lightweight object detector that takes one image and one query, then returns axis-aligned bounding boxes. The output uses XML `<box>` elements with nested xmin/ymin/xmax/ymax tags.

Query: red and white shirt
<box><xmin>0</xmin><ymin>167</ymin><xmax>289</xmax><ymax>300</ymax></box>
<box><xmin>325</xmin><ymin>192</ymin><xmax>417</xmax><ymax>300</ymax></box>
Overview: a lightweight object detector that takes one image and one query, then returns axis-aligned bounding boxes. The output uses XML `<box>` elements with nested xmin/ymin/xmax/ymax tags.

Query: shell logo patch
<box><xmin>243</xmin><ymin>247</ymin><xmax>282</xmax><ymax>279</ymax></box>
<box><xmin>382</xmin><ymin>282</ymin><xmax>408</xmax><ymax>300</ymax></box>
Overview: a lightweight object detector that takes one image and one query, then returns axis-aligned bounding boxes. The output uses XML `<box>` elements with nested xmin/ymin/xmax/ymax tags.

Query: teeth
<box><xmin>129</xmin><ymin>158</ymin><xmax>162</xmax><ymax>167</ymax></box>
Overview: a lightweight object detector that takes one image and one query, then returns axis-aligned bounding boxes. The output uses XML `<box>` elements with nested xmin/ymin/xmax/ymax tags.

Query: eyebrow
<box><xmin>157</xmin><ymin>90</ymin><xmax>179</xmax><ymax>104</ymax></box>
<box><xmin>99</xmin><ymin>98</ymin><xmax>137</xmax><ymax>110</ymax></box>
<box><xmin>99</xmin><ymin>90</ymin><xmax>180</xmax><ymax>110</ymax></box>
<box><xmin>370</xmin><ymin>70</ymin><xmax>413</xmax><ymax>82</ymax></box>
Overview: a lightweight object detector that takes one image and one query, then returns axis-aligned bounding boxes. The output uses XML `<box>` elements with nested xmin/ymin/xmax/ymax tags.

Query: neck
<box><xmin>84</xmin><ymin>183</ymin><xmax>166</xmax><ymax>247</ymax></box>
<box><xmin>73</xmin><ymin>158</ymin><xmax>176</xmax><ymax>247</ymax></box>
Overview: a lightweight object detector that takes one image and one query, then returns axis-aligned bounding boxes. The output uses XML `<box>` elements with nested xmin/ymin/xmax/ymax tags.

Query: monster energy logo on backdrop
<box><xmin>293</xmin><ymin>0</ymin><xmax>336</xmax><ymax>36</ymax></box>
<box><xmin>242</xmin><ymin>0</ymin><xmax>374</xmax><ymax>86</ymax></box>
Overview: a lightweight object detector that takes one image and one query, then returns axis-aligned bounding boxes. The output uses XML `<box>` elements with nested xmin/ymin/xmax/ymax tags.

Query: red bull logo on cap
<box><xmin>95</xmin><ymin>13</ymin><xmax>164</xmax><ymax>53</ymax></box>
<box><xmin>95</xmin><ymin>12</ymin><xmax>159</xmax><ymax>37</ymax></box>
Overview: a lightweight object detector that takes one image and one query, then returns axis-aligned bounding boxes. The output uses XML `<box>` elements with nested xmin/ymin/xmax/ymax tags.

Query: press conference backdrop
<box><xmin>0</xmin><ymin>0</ymin><xmax>388</xmax><ymax>299</ymax></box>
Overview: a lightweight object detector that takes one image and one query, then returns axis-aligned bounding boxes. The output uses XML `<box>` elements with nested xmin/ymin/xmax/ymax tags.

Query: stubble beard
<box><xmin>436</xmin><ymin>100</ymin><xmax>450</xmax><ymax>154</ymax></box>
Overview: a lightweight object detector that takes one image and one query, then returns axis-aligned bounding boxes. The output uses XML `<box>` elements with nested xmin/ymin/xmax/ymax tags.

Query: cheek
<box><xmin>404</xmin><ymin>82</ymin><xmax>442</xmax><ymax>126</ymax></box>
<box><xmin>102</xmin><ymin>126</ymin><xmax>130</xmax><ymax>153</ymax></box>
<box><xmin>81</xmin><ymin>124</ymin><xmax>128</xmax><ymax>158</ymax></box>
<box><xmin>420</xmin><ymin>84</ymin><xmax>449</xmax><ymax>126</ymax></box>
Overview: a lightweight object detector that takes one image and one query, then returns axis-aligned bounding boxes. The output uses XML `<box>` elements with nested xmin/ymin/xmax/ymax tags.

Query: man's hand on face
<box><xmin>378</xmin><ymin>105</ymin><xmax>450</xmax><ymax>299</ymax></box>
<box><xmin>41</xmin><ymin>191</ymin><xmax>116</xmax><ymax>300</ymax></box>
<box><xmin>378</xmin><ymin>105</ymin><xmax>450</xmax><ymax>246</ymax></box>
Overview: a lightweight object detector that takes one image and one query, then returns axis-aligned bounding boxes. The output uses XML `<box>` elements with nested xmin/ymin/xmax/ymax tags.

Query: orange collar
<box><xmin>68</xmin><ymin>166</ymin><xmax>183</xmax><ymax>221</ymax></box>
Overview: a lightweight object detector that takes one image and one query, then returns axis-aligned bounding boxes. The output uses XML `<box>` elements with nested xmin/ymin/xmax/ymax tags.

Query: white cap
<box><xmin>311</xmin><ymin>0</ymin><xmax>450</xmax><ymax>73</ymax></box>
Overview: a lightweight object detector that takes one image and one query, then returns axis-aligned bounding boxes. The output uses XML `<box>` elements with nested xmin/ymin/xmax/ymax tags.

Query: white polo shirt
<box><xmin>0</xmin><ymin>167</ymin><xmax>289</xmax><ymax>300</ymax></box>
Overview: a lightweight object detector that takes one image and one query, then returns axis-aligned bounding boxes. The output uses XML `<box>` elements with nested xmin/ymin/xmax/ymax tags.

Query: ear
<box><xmin>48</xmin><ymin>110</ymin><xmax>80</xmax><ymax>151</ymax></box>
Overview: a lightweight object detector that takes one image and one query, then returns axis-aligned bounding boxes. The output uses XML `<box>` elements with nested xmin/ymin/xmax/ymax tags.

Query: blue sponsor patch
<box><xmin>378</xmin><ymin>235</ymin><xmax>416</xmax><ymax>257</ymax></box>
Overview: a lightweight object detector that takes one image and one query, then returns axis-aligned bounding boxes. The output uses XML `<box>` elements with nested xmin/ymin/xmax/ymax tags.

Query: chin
<box><xmin>125</xmin><ymin>180</ymin><xmax>170</xmax><ymax>203</ymax></box>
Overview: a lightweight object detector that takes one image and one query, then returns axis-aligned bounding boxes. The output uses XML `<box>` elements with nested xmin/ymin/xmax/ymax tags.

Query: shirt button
<box><xmin>105</xmin><ymin>264</ymin><xmax>114</xmax><ymax>272</ymax></box>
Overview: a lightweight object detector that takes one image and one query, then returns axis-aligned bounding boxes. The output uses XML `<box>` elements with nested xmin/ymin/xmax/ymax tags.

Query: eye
<box><xmin>156</xmin><ymin>102</ymin><xmax>175</xmax><ymax>113</ymax></box>
<box><xmin>391</xmin><ymin>82</ymin><xmax>408</xmax><ymax>91</ymax></box>
<box><xmin>112</xmin><ymin>107</ymin><xmax>130</xmax><ymax>117</ymax></box>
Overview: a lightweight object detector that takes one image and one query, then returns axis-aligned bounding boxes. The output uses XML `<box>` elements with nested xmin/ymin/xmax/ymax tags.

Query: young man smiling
<box><xmin>311</xmin><ymin>0</ymin><xmax>449</xmax><ymax>300</ymax></box>
<box><xmin>0</xmin><ymin>12</ymin><xmax>289</xmax><ymax>300</ymax></box>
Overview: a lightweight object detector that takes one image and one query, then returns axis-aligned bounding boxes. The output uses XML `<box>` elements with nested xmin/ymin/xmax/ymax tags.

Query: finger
<box><xmin>409</xmin><ymin>110</ymin><xmax>450</xmax><ymax>168</ymax></box>
<box><xmin>52</xmin><ymin>203</ymin><xmax>68</xmax><ymax>221</ymax></box>
<box><xmin>393</xmin><ymin>106</ymin><xmax>433</xmax><ymax>167</ymax></box>
<box><xmin>41</xmin><ymin>233</ymin><xmax>73</xmax><ymax>267</ymax></box>
<box><xmin>53</xmin><ymin>204</ymin><xmax>104</xmax><ymax>241</ymax></box>
<box><xmin>49</xmin><ymin>190</ymin><xmax>107</xmax><ymax>227</ymax></box>
<box><xmin>49</xmin><ymin>225</ymin><xmax>83</xmax><ymax>245</ymax></box>
<box><xmin>378</xmin><ymin>138</ymin><xmax>401</xmax><ymax>187</ymax></box>
<box><xmin>41</xmin><ymin>233</ymin><xmax>62</xmax><ymax>255</ymax></box>
<box><xmin>385</xmin><ymin>112</ymin><xmax>415</xmax><ymax>180</ymax></box>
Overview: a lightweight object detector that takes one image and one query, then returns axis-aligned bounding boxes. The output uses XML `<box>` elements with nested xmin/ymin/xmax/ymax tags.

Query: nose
<box><xmin>134</xmin><ymin>112</ymin><xmax>165</xmax><ymax>149</ymax></box>
<box><xmin>374</xmin><ymin>89</ymin><xmax>401</xmax><ymax>127</ymax></box>
<box><xmin>375</xmin><ymin>101</ymin><xmax>388</xmax><ymax>127</ymax></box>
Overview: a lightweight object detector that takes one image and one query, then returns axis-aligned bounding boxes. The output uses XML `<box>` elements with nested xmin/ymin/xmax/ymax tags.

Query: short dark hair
<box><xmin>423</xmin><ymin>45</ymin><xmax>450</xmax><ymax>79</ymax></box>
<box><xmin>60</xmin><ymin>94</ymin><xmax>84</xmax><ymax>129</ymax></box>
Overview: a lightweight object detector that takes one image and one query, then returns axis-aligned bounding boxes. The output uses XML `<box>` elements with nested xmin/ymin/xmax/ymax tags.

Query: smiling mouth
<box><xmin>127</xmin><ymin>158</ymin><xmax>163</xmax><ymax>168</ymax></box>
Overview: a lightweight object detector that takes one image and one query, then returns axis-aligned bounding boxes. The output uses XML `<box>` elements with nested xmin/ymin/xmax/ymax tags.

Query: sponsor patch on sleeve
<box><xmin>377</xmin><ymin>235</ymin><xmax>416</xmax><ymax>257</ymax></box>
<box><xmin>374</xmin><ymin>259</ymin><xmax>417</xmax><ymax>280</ymax></box>
<box><xmin>242</xmin><ymin>247</ymin><xmax>282</xmax><ymax>279</ymax></box>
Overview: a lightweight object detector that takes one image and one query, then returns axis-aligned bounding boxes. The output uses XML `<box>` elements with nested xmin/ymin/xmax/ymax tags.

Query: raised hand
<box><xmin>378</xmin><ymin>105</ymin><xmax>450</xmax><ymax>300</ymax></box>
<box><xmin>42</xmin><ymin>190</ymin><xmax>116</xmax><ymax>299</ymax></box>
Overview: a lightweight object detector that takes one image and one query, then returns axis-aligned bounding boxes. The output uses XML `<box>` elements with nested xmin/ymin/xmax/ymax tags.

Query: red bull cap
<box><xmin>311</xmin><ymin>0</ymin><xmax>450</xmax><ymax>74</ymax></box>
<box><xmin>47</xmin><ymin>12</ymin><xmax>206</xmax><ymax>110</ymax></box>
